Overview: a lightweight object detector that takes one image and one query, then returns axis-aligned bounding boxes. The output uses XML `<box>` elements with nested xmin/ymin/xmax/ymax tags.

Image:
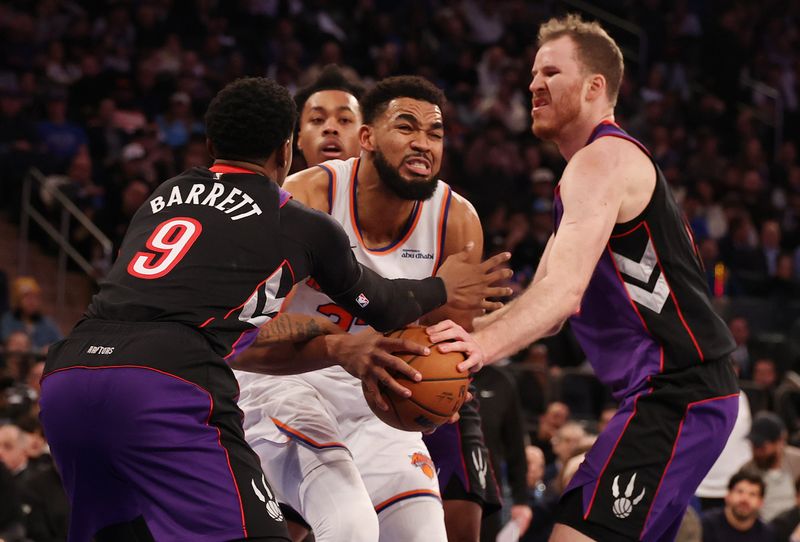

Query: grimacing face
<box><xmin>529</xmin><ymin>35</ymin><xmax>587</xmax><ymax>140</ymax></box>
<box><xmin>297</xmin><ymin>90</ymin><xmax>362</xmax><ymax>166</ymax></box>
<box><xmin>366</xmin><ymin>97</ymin><xmax>443</xmax><ymax>201</ymax></box>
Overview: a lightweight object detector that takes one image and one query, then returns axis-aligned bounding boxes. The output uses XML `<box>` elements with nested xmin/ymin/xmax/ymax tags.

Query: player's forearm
<box><xmin>230</xmin><ymin>314</ymin><xmax>345</xmax><ymax>375</ymax></box>
<box><xmin>230</xmin><ymin>339</ymin><xmax>333</xmax><ymax>375</ymax></box>
<box><xmin>474</xmin><ymin>276</ymin><xmax>581</xmax><ymax>363</ymax></box>
<box><xmin>330</xmin><ymin>265</ymin><xmax>447</xmax><ymax>332</ymax></box>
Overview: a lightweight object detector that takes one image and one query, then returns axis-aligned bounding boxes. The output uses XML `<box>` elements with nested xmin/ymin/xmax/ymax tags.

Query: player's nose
<box><xmin>322</xmin><ymin>118</ymin><xmax>339</xmax><ymax>134</ymax></box>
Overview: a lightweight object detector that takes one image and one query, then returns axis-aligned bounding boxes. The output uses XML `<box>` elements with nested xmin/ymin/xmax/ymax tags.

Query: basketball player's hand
<box><xmin>331</xmin><ymin>329</ymin><xmax>428</xmax><ymax>411</ymax></box>
<box><xmin>511</xmin><ymin>504</ymin><xmax>533</xmax><ymax>535</ymax></box>
<box><xmin>425</xmin><ymin>319</ymin><xmax>486</xmax><ymax>373</ymax></box>
<box><xmin>436</xmin><ymin>243</ymin><xmax>513</xmax><ymax>311</ymax></box>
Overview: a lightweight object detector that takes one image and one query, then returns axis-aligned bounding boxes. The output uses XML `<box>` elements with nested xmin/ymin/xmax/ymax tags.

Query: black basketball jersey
<box><xmin>45</xmin><ymin>164</ymin><xmax>446</xmax><ymax>380</ymax></box>
<box><xmin>553</xmin><ymin>122</ymin><xmax>735</xmax><ymax>399</ymax></box>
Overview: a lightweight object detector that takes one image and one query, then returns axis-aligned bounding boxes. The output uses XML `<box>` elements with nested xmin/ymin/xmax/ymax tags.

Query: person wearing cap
<box><xmin>744</xmin><ymin>412</ymin><xmax>800</xmax><ymax>521</ymax></box>
<box><xmin>0</xmin><ymin>277</ymin><xmax>62</xmax><ymax>352</ymax></box>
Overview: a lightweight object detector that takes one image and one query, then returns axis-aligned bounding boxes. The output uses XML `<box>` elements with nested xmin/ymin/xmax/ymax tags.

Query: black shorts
<box><xmin>41</xmin><ymin>321</ymin><xmax>291</xmax><ymax>541</ymax></box>
<box><xmin>555</xmin><ymin>358</ymin><xmax>739</xmax><ymax>541</ymax></box>
<box><xmin>423</xmin><ymin>397</ymin><xmax>502</xmax><ymax>514</ymax></box>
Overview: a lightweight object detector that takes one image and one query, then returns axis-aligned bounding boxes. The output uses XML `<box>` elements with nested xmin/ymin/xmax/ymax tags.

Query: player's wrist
<box><xmin>325</xmin><ymin>333</ymin><xmax>350</xmax><ymax>365</ymax></box>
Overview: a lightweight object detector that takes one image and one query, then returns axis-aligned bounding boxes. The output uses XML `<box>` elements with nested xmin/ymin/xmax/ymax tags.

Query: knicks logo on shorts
<box><xmin>410</xmin><ymin>452</ymin><xmax>435</xmax><ymax>479</ymax></box>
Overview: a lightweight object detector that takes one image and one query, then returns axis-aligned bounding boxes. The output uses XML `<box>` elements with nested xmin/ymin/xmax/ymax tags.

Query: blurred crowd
<box><xmin>1</xmin><ymin>0</ymin><xmax>800</xmax><ymax>540</ymax></box>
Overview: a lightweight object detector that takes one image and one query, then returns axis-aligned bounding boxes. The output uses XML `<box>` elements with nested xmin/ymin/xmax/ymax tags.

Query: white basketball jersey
<box><xmin>288</xmin><ymin>156</ymin><xmax>453</xmax><ymax>333</ymax></box>
<box><xmin>286</xmin><ymin>157</ymin><xmax>453</xmax><ymax>412</ymax></box>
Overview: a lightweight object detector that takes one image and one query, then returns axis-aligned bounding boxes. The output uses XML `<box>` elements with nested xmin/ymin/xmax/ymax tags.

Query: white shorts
<box><xmin>235</xmin><ymin>369</ymin><xmax>441</xmax><ymax>513</ymax></box>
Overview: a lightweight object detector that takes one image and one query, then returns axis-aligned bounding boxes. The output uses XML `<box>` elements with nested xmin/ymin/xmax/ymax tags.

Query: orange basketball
<box><xmin>364</xmin><ymin>325</ymin><xmax>469</xmax><ymax>432</ymax></box>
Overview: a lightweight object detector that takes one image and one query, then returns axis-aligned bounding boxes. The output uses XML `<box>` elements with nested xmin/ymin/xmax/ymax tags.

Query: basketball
<box><xmin>364</xmin><ymin>325</ymin><xmax>470</xmax><ymax>432</ymax></box>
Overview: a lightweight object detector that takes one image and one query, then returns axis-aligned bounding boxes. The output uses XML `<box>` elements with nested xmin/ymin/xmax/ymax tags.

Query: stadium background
<box><xmin>0</xmin><ymin>0</ymin><xmax>798</xmax><ymax>540</ymax></box>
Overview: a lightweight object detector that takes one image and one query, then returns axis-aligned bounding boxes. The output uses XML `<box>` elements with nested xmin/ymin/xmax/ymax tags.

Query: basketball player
<box><xmin>292</xmin><ymin>64</ymin><xmax>364</xmax><ymax>168</ymax></box>
<box><xmin>236</xmin><ymin>76</ymin><xmax>505</xmax><ymax>542</ymax></box>
<box><xmin>37</xmin><ymin>77</ymin><xmax>506</xmax><ymax>542</ymax></box>
<box><xmin>429</xmin><ymin>15</ymin><xmax>740</xmax><ymax>542</ymax></box>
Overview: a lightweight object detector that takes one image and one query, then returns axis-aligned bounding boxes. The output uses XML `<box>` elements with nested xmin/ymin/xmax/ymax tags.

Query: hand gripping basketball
<box><xmin>331</xmin><ymin>328</ymin><xmax>428</xmax><ymax>412</ymax></box>
<box><xmin>363</xmin><ymin>326</ymin><xmax>471</xmax><ymax>433</ymax></box>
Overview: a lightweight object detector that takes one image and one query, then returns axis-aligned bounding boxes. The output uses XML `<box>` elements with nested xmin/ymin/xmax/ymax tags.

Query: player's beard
<box><xmin>532</xmin><ymin>80</ymin><xmax>583</xmax><ymax>141</ymax></box>
<box><xmin>373</xmin><ymin>147</ymin><xmax>438</xmax><ymax>201</ymax></box>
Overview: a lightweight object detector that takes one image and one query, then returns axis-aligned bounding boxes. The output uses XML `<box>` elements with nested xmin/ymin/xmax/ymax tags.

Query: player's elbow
<box><xmin>561</xmin><ymin>285</ymin><xmax>584</xmax><ymax>314</ymax></box>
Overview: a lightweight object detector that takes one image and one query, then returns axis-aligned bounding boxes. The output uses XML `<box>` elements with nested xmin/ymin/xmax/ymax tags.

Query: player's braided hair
<box><xmin>360</xmin><ymin>76</ymin><xmax>446</xmax><ymax>125</ymax></box>
<box><xmin>294</xmin><ymin>64</ymin><xmax>365</xmax><ymax>115</ymax></box>
<box><xmin>205</xmin><ymin>77</ymin><xmax>296</xmax><ymax>163</ymax></box>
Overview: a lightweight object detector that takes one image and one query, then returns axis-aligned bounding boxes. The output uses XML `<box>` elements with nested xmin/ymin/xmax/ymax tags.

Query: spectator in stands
<box><xmin>701</xmin><ymin>469</ymin><xmax>775</xmax><ymax>542</ymax></box>
<box><xmin>770</xmin><ymin>478</ymin><xmax>800</xmax><ymax>542</ymax></box>
<box><xmin>35</xmin><ymin>89</ymin><xmax>87</xmax><ymax>173</ymax></box>
<box><xmin>729</xmin><ymin>316</ymin><xmax>754</xmax><ymax>378</ymax></box>
<box><xmin>549</xmin><ymin>422</ymin><xmax>586</xmax><ymax>493</ymax></box>
<box><xmin>155</xmin><ymin>91</ymin><xmax>203</xmax><ymax>148</ymax></box>
<box><xmin>744</xmin><ymin>412</ymin><xmax>800</xmax><ymax>521</ymax></box>
<box><xmin>597</xmin><ymin>405</ymin><xmax>617</xmax><ymax>433</ymax></box>
<box><xmin>762</xmin><ymin>221</ymin><xmax>784</xmax><ymax>277</ymax></box>
<box><xmin>0</xmin><ymin>424</ymin><xmax>34</xmax><ymax>487</ymax></box>
<box><xmin>769</xmin><ymin>252</ymin><xmax>800</xmax><ymax>298</ymax></box>
<box><xmin>1</xmin><ymin>330</ymin><xmax>33</xmax><ymax>382</ymax></box>
<box><xmin>529</xmin><ymin>401</ymin><xmax>569</xmax><ymax>468</ymax></box>
<box><xmin>0</xmin><ymin>277</ymin><xmax>61</xmax><ymax>352</ymax></box>
<box><xmin>753</xmin><ymin>358</ymin><xmax>780</xmax><ymax>410</ymax></box>
<box><xmin>522</xmin><ymin>445</ymin><xmax>557</xmax><ymax>542</ymax></box>
<box><xmin>473</xmin><ymin>363</ymin><xmax>532</xmax><ymax>541</ymax></box>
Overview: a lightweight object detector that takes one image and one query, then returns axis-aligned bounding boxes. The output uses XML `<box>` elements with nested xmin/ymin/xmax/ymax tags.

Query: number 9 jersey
<box><xmin>45</xmin><ymin>164</ymin><xmax>447</xmax><ymax>380</ymax></box>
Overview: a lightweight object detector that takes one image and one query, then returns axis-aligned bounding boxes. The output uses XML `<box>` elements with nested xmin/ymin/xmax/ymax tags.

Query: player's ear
<box><xmin>276</xmin><ymin>137</ymin><xmax>292</xmax><ymax>170</ymax></box>
<box><xmin>586</xmin><ymin>74</ymin><xmax>606</xmax><ymax>102</ymax></box>
<box><xmin>359</xmin><ymin>124</ymin><xmax>375</xmax><ymax>152</ymax></box>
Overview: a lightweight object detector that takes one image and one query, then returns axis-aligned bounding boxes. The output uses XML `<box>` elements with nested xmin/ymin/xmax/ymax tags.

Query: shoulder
<box><xmin>568</xmin><ymin>135</ymin><xmax>649</xmax><ymax>178</ymax></box>
<box><xmin>282</xmin><ymin>166</ymin><xmax>331</xmax><ymax>211</ymax></box>
<box><xmin>443</xmin><ymin>187</ymin><xmax>481</xmax><ymax>239</ymax></box>
<box><xmin>280</xmin><ymin>199</ymin><xmax>349</xmax><ymax>246</ymax></box>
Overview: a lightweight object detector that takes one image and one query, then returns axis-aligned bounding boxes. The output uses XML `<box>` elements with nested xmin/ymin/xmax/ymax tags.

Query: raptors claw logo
<box><xmin>472</xmin><ymin>449</ymin><xmax>487</xmax><ymax>490</ymax></box>
<box><xmin>251</xmin><ymin>475</ymin><xmax>284</xmax><ymax>522</ymax></box>
<box><xmin>611</xmin><ymin>473</ymin><xmax>645</xmax><ymax>519</ymax></box>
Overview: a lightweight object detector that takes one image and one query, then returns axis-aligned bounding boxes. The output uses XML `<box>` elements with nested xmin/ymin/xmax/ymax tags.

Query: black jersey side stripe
<box><xmin>642</xmin><ymin>222</ymin><xmax>705</xmax><ymax>362</ymax></box>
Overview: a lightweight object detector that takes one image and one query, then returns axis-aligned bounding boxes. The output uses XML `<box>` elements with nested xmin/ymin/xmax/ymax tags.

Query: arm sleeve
<box><xmin>299</xmin><ymin>206</ymin><xmax>447</xmax><ymax>331</ymax></box>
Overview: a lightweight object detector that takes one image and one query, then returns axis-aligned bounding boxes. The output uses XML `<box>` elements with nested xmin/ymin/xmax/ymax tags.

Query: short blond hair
<box><xmin>538</xmin><ymin>14</ymin><xmax>624</xmax><ymax>105</ymax></box>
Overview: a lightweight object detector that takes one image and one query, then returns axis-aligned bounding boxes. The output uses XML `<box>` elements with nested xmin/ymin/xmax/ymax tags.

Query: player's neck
<box><xmin>555</xmin><ymin>111</ymin><xmax>615</xmax><ymax>161</ymax></box>
<box><xmin>212</xmin><ymin>159</ymin><xmax>273</xmax><ymax>180</ymax></box>
<box><xmin>357</xmin><ymin>157</ymin><xmax>419</xmax><ymax>244</ymax></box>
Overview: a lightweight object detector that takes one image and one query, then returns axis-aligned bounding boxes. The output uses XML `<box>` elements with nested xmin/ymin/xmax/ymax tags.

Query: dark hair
<box><xmin>294</xmin><ymin>64</ymin><xmax>364</xmax><ymax>115</ymax></box>
<box><xmin>360</xmin><ymin>76</ymin><xmax>446</xmax><ymax>125</ymax></box>
<box><xmin>728</xmin><ymin>468</ymin><xmax>765</xmax><ymax>497</ymax></box>
<box><xmin>205</xmin><ymin>77</ymin><xmax>296</xmax><ymax>163</ymax></box>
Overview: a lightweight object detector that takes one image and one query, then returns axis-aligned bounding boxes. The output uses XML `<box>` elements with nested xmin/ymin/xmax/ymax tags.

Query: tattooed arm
<box><xmin>229</xmin><ymin>312</ymin><xmax>430</xmax><ymax>409</ymax></box>
<box><xmin>229</xmin><ymin>313</ymin><xmax>346</xmax><ymax>375</ymax></box>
